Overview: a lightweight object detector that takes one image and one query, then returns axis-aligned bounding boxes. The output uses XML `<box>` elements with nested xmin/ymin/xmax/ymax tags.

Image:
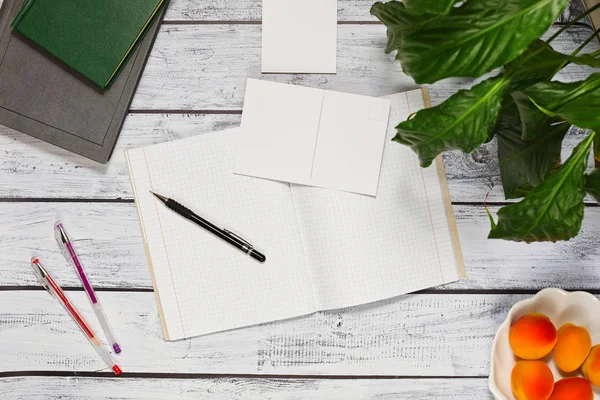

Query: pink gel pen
<box><xmin>54</xmin><ymin>221</ymin><xmax>122</xmax><ymax>354</ymax></box>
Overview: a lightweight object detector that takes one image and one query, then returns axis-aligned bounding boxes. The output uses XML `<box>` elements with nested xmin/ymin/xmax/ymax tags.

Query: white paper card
<box><xmin>234</xmin><ymin>79</ymin><xmax>391</xmax><ymax>196</ymax></box>
<box><xmin>262</xmin><ymin>0</ymin><xmax>337</xmax><ymax>73</ymax></box>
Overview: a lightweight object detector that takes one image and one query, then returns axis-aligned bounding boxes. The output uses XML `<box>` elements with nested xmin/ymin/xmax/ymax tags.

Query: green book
<box><xmin>11</xmin><ymin>0</ymin><xmax>168</xmax><ymax>89</ymax></box>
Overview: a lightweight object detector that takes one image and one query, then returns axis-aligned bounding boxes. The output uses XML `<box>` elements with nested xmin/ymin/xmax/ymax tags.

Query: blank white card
<box><xmin>234</xmin><ymin>79</ymin><xmax>391</xmax><ymax>196</ymax></box>
<box><xmin>262</xmin><ymin>0</ymin><xmax>337</xmax><ymax>73</ymax></box>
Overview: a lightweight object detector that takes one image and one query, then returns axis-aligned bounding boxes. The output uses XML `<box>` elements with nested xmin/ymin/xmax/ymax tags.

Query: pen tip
<box><xmin>149</xmin><ymin>191</ymin><xmax>168</xmax><ymax>203</ymax></box>
<box><xmin>31</xmin><ymin>257</ymin><xmax>39</xmax><ymax>264</ymax></box>
<box><xmin>113</xmin><ymin>365</ymin><xmax>122</xmax><ymax>376</ymax></box>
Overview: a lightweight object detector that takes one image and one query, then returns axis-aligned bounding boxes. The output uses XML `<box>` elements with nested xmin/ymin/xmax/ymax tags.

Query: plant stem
<box><xmin>547</xmin><ymin>2</ymin><xmax>600</xmax><ymax>43</ymax></box>
<box><xmin>571</xmin><ymin>27</ymin><xmax>600</xmax><ymax>57</ymax></box>
<box><xmin>549</xmin><ymin>26</ymin><xmax>600</xmax><ymax>77</ymax></box>
<box><xmin>594</xmin><ymin>132</ymin><xmax>600</xmax><ymax>168</ymax></box>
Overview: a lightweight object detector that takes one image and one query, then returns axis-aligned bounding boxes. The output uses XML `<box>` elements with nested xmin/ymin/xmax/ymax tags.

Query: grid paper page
<box><xmin>127</xmin><ymin>129</ymin><xmax>316</xmax><ymax>340</ymax></box>
<box><xmin>291</xmin><ymin>89</ymin><xmax>464</xmax><ymax>311</ymax></box>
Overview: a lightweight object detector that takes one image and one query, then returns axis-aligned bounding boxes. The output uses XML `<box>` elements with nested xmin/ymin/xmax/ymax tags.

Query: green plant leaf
<box><xmin>489</xmin><ymin>133</ymin><xmax>595</xmax><ymax>242</ymax></box>
<box><xmin>526</xmin><ymin>73</ymin><xmax>600</xmax><ymax>131</ymax></box>
<box><xmin>511</xmin><ymin>91</ymin><xmax>558</xmax><ymax>141</ymax></box>
<box><xmin>402</xmin><ymin>0</ymin><xmax>457</xmax><ymax>14</ymax></box>
<box><xmin>370</xmin><ymin>2</ymin><xmax>439</xmax><ymax>53</ymax></box>
<box><xmin>496</xmin><ymin>99</ymin><xmax>570</xmax><ymax>199</ymax></box>
<box><xmin>585</xmin><ymin>168</ymin><xmax>600</xmax><ymax>204</ymax></box>
<box><xmin>394</xmin><ymin>74</ymin><xmax>510</xmax><ymax>167</ymax></box>
<box><xmin>507</xmin><ymin>40</ymin><xmax>600</xmax><ymax>92</ymax></box>
<box><xmin>396</xmin><ymin>0</ymin><xmax>569</xmax><ymax>84</ymax></box>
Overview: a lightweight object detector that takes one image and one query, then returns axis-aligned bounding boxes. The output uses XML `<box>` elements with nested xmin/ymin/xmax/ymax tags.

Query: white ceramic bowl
<box><xmin>489</xmin><ymin>288</ymin><xmax>600</xmax><ymax>399</ymax></box>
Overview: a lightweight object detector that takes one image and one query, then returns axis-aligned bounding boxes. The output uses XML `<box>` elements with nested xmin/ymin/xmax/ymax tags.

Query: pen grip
<box><xmin>166</xmin><ymin>199</ymin><xmax>222</xmax><ymax>233</ymax></box>
<box><xmin>165</xmin><ymin>198</ymin><xmax>193</xmax><ymax>216</ymax></box>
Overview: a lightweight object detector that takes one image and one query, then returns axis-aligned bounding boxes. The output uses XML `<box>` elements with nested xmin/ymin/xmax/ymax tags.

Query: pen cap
<box><xmin>30</xmin><ymin>257</ymin><xmax>50</xmax><ymax>292</ymax></box>
<box><xmin>54</xmin><ymin>221</ymin><xmax>81</xmax><ymax>270</ymax></box>
<box><xmin>54</xmin><ymin>220</ymin><xmax>70</xmax><ymax>246</ymax></box>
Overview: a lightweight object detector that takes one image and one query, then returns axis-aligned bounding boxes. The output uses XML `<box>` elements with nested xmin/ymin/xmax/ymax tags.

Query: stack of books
<box><xmin>0</xmin><ymin>0</ymin><xmax>169</xmax><ymax>163</ymax></box>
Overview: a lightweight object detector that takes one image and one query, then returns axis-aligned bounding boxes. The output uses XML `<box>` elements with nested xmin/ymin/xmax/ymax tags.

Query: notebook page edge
<box><xmin>421</xmin><ymin>86</ymin><xmax>467</xmax><ymax>279</ymax></box>
<box><xmin>126</xmin><ymin>149</ymin><xmax>172</xmax><ymax>341</ymax></box>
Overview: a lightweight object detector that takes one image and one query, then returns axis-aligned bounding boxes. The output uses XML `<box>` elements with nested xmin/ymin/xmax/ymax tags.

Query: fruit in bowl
<box><xmin>489</xmin><ymin>289</ymin><xmax>600</xmax><ymax>400</ymax></box>
<box><xmin>549</xmin><ymin>378</ymin><xmax>593</xmax><ymax>400</ymax></box>
<box><xmin>583</xmin><ymin>346</ymin><xmax>600</xmax><ymax>387</ymax></box>
<box><xmin>509</xmin><ymin>313</ymin><xmax>557</xmax><ymax>360</ymax></box>
<box><xmin>553</xmin><ymin>323</ymin><xmax>591</xmax><ymax>373</ymax></box>
<box><xmin>511</xmin><ymin>360</ymin><xmax>554</xmax><ymax>400</ymax></box>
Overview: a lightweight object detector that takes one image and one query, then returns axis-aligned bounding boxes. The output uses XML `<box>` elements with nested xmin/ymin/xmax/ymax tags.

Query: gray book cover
<box><xmin>0</xmin><ymin>0</ymin><xmax>166</xmax><ymax>163</ymax></box>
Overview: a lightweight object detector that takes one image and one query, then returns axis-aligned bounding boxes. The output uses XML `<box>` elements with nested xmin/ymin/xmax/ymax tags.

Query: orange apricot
<box><xmin>582</xmin><ymin>345</ymin><xmax>600</xmax><ymax>387</ymax></box>
<box><xmin>509</xmin><ymin>313</ymin><xmax>558</xmax><ymax>359</ymax></box>
<box><xmin>553</xmin><ymin>323</ymin><xmax>591</xmax><ymax>372</ymax></box>
<box><xmin>549</xmin><ymin>378</ymin><xmax>593</xmax><ymax>400</ymax></box>
<box><xmin>511</xmin><ymin>360</ymin><xmax>555</xmax><ymax>400</ymax></box>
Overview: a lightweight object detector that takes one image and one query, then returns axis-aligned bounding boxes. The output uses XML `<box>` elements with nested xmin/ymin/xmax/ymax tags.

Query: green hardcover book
<box><xmin>11</xmin><ymin>0</ymin><xmax>168</xmax><ymax>89</ymax></box>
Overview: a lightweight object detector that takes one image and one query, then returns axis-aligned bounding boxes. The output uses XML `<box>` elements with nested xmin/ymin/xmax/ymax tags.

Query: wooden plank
<box><xmin>0</xmin><ymin>376</ymin><xmax>490</xmax><ymax>399</ymax></box>
<box><xmin>0</xmin><ymin>203</ymin><xmax>598</xmax><ymax>290</ymax></box>
<box><xmin>0</xmin><ymin>114</ymin><xmax>241</xmax><ymax>200</ymax></box>
<box><xmin>0</xmin><ymin>119</ymin><xmax>597</xmax><ymax>203</ymax></box>
<box><xmin>163</xmin><ymin>0</ymin><xmax>586</xmax><ymax>23</ymax></box>
<box><xmin>164</xmin><ymin>0</ymin><xmax>378</xmax><ymax>22</ymax></box>
<box><xmin>130</xmin><ymin>24</ymin><xmax>598</xmax><ymax>110</ymax></box>
<box><xmin>0</xmin><ymin>292</ymin><xmax>525</xmax><ymax>375</ymax></box>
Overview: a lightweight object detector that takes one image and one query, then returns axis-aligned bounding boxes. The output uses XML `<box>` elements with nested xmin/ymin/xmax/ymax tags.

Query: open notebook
<box><xmin>126</xmin><ymin>88</ymin><xmax>466</xmax><ymax>341</ymax></box>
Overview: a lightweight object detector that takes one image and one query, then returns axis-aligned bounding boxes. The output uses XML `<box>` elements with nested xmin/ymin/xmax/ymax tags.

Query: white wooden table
<box><xmin>1</xmin><ymin>1</ymin><xmax>598</xmax><ymax>398</ymax></box>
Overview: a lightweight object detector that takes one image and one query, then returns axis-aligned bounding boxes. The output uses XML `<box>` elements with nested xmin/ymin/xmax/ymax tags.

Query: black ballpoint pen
<box><xmin>150</xmin><ymin>191</ymin><xmax>266</xmax><ymax>263</ymax></box>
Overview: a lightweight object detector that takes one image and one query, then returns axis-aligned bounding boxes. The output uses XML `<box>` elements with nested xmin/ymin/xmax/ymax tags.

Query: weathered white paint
<box><xmin>0</xmin><ymin>292</ymin><xmax>525</xmax><ymax>375</ymax></box>
<box><xmin>1</xmin><ymin>203</ymin><xmax>598</xmax><ymax>289</ymax></box>
<box><xmin>0</xmin><ymin>376</ymin><xmax>491</xmax><ymax>400</ymax></box>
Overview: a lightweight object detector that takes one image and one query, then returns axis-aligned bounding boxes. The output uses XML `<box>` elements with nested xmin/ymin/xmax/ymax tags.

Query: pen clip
<box><xmin>223</xmin><ymin>229</ymin><xmax>253</xmax><ymax>254</ymax></box>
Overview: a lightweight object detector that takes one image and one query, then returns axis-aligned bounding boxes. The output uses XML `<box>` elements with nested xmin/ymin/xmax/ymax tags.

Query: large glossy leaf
<box><xmin>489</xmin><ymin>133</ymin><xmax>595</xmax><ymax>242</ymax></box>
<box><xmin>507</xmin><ymin>41</ymin><xmax>600</xmax><ymax>93</ymax></box>
<box><xmin>586</xmin><ymin>168</ymin><xmax>600</xmax><ymax>204</ymax></box>
<box><xmin>370</xmin><ymin>2</ymin><xmax>439</xmax><ymax>53</ymax></box>
<box><xmin>496</xmin><ymin>99</ymin><xmax>570</xmax><ymax>199</ymax></box>
<box><xmin>511</xmin><ymin>91</ymin><xmax>560</xmax><ymax>141</ymax></box>
<box><xmin>394</xmin><ymin>74</ymin><xmax>510</xmax><ymax>167</ymax></box>
<box><xmin>397</xmin><ymin>0</ymin><xmax>569</xmax><ymax>84</ymax></box>
<box><xmin>526</xmin><ymin>73</ymin><xmax>600</xmax><ymax>131</ymax></box>
<box><xmin>402</xmin><ymin>0</ymin><xmax>457</xmax><ymax>14</ymax></box>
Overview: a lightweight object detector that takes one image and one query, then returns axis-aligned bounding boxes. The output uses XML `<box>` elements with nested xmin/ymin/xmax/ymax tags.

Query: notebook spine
<box><xmin>125</xmin><ymin>150</ymin><xmax>172</xmax><ymax>341</ymax></box>
<box><xmin>10</xmin><ymin>0</ymin><xmax>37</xmax><ymax>29</ymax></box>
<box><xmin>104</xmin><ymin>0</ymin><xmax>170</xmax><ymax>88</ymax></box>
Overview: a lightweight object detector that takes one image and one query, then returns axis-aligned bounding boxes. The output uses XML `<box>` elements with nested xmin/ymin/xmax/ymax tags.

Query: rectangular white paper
<box><xmin>262</xmin><ymin>0</ymin><xmax>337</xmax><ymax>73</ymax></box>
<box><xmin>234</xmin><ymin>79</ymin><xmax>391</xmax><ymax>196</ymax></box>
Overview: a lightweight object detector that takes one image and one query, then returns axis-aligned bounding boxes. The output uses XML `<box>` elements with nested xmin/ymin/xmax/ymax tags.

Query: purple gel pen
<box><xmin>55</xmin><ymin>221</ymin><xmax>122</xmax><ymax>354</ymax></box>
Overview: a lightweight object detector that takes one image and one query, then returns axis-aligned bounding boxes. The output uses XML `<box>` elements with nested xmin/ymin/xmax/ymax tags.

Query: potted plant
<box><xmin>371</xmin><ymin>0</ymin><xmax>600</xmax><ymax>243</ymax></box>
